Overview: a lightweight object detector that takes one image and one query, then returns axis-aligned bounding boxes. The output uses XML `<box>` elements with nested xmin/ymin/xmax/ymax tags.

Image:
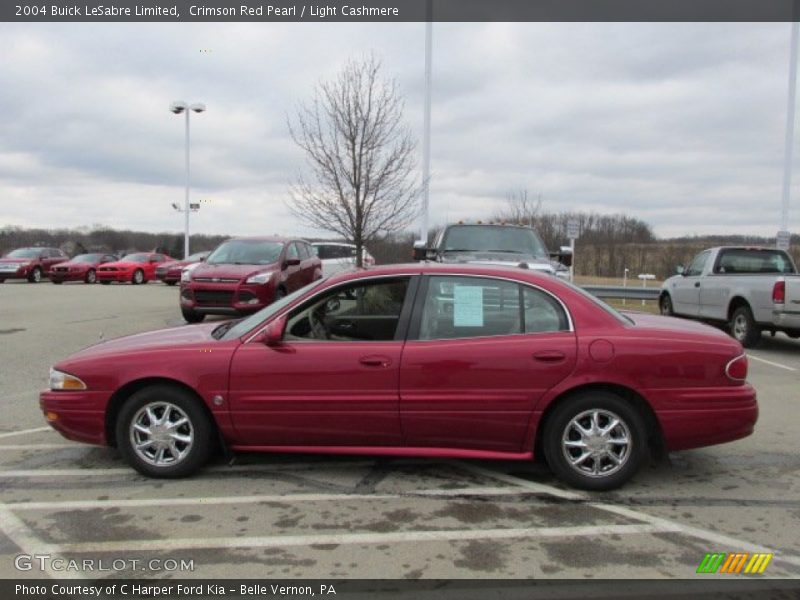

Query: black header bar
<box><xmin>3</xmin><ymin>0</ymin><xmax>800</xmax><ymax>23</ymax></box>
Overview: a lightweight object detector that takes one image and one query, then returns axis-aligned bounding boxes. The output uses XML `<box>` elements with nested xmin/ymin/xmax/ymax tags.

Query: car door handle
<box><xmin>694</xmin><ymin>282</ymin><xmax>700</xmax><ymax>288</ymax></box>
<box><xmin>532</xmin><ymin>351</ymin><xmax>566</xmax><ymax>362</ymax></box>
<box><xmin>359</xmin><ymin>355</ymin><xmax>392</xmax><ymax>367</ymax></box>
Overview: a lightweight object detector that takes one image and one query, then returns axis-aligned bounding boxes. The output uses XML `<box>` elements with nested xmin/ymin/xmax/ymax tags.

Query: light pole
<box><xmin>170</xmin><ymin>100</ymin><xmax>206</xmax><ymax>259</ymax></box>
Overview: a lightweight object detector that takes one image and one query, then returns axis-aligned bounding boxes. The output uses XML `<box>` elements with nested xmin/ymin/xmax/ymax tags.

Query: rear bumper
<box><xmin>772</xmin><ymin>309</ymin><xmax>800</xmax><ymax>331</ymax></box>
<box><xmin>39</xmin><ymin>390</ymin><xmax>109</xmax><ymax>446</ymax></box>
<box><xmin>654</xmin><ymin>384</ymin><xmax>758</xmax><ymax>451</ymax></box>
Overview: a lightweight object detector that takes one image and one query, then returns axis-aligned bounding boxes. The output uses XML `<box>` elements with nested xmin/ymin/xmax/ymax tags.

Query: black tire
<box><xmin>274</xmin><ymin>287</ymin><xmax>287</xmax><ymax>301</ymax></box>
<box><xmin>543</xmin><ymin>391</ymin><xmax>648</xmax><ymax>491</ymax></box>
<box><xmin>166</xmin><ymin>281</ymin><xmax>177</xmax><ymax>286</ymax></box>
<box><xmin>181</xmin><ymin>307</ymin><xmax>205</xmax><ymax>323</ymax></box>
<box><xmin>85</xmin><ymin>269</ymin><xmax>96</xmax><ymax>284</ymax></box>
<box><xmin>27</xmin><ymin>267</ymin><xmax>42</xmax><ymax>283</ymax></box>
<box><xmin>730</xmin><ymin>305</ymin><xmax>761</xmax><ymax>348</ymax></box>
<box><xmin>131</xmin><ymin>269</ymin><xmax>144</xmax><ymax>285</ymax></box>
<box><xmin>0</xmin><ymin>279</ymin><xmax>4</xmax><ymax>283</ymax></box>
<box><xmin>100</xmin><ymin>280</ymin><xmax>110</xmax><ymax>285</ymax></box>
<box><xmin>659</xmin><ymin>293</ymin><xmax>674</xmax><ymax>316</ymax></box>
<box><xmin>52</xmin><ymin>280</ymin><xmax>63</xmax><ymax>285</ymax></box>
<box><xmin>115</xmin><ymin>384</ymin><xmax>214</xmax><ymax>478</ymax></box>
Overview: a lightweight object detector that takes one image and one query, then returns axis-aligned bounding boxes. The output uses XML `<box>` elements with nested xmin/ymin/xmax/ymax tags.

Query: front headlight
<box><xmin>246</xmin><ymin>271</ymin><xmax>274</xmax><ymax>284</ymax></box>
<box><xmin>181</xmin><ymin>269</ymin><xmax>192</xmax><ymax>282</ymax></box>
<box><xmin>49</xmin><ymin>368</ymin><xmax>87</xmax><ymax>391</ymax></box>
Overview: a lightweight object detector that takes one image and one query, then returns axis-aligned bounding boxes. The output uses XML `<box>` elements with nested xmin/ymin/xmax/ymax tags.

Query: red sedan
<box><xmin>50</xmin><ymin>253</ymin><xmax>119</xmax><ymax>284</ymax></box>
<box><xmin>40</xmin><ymin>263</ymin><xmax>757</xmax><ymax>490</ymax></box>
<box><xmin>96</xmin><ymin>252</ymin><xmax>174</xmax><ymax>285</ymax></box>
<box><xmin>155</xmin><ymin>251</ymin><xmax>210</xmax><ymax>286</ymax></box>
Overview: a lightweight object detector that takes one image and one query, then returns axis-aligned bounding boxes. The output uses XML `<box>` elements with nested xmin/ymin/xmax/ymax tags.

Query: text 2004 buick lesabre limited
<box><xmin>40</xmin><ymin>263</ymin><xmax>757</xmax><ymax>490</ymax></box>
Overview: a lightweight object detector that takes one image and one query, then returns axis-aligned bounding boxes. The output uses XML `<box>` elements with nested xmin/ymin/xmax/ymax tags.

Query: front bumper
<box><xmin>181</xmin><ymin>280</ymin><xmax>277</xmax><ymax>315</ymax></box>
<box><xmin>39</xmin><ymin>390</ymin><xmax>109</xmax><ymax>446</ymax></box>
<box><xmin>0</xmin><ymin>266</ymin><xmax>29</xmax><ymax>279</ymax></box>
<box><xmin>50</xmin><ymin>269</ymin><xmax>87</xmax><ymax>282</ymax></box>
<box><xmin>156</xmin><ymin>268</ymin><xmax>181</xmax><ymax>283</ymax></box>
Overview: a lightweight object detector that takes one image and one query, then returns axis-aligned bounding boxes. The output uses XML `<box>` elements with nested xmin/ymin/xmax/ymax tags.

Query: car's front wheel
<box><xmin>131</xmin><ymin>269</ymin><xmax>144</xmax><ymax>285</ymax></box>
<box><xmin>181</xmin><ymin>307</ymin><xmax>205</xmax><ymax>323</ymax></box>
<box><xmin>85</xmin><ymin>269</ymin><xmax>97</xmax><ymax>284</ymax></box>
<box><xmin>543</xmin><ymin>391</ymin><xmax>648</xmax><ymax>491</ymax></box>
<box><xmin>27</xmin><ymin>267</ymin><xmax>42</xmax><ymax>283</ymax></box>
<box><xmin>116</xmin><ymin>385</ymin><xmax>213</xmax><ymax>478</ymax></box>
<box><xmin>659</xmin><ymin>293</ymin><xmax>674</xmax><ymax>316</ymax></box>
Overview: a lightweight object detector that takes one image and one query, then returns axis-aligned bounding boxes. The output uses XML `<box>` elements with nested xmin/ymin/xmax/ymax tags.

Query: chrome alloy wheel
<box><xmin>561</xmin><ymin>409</ymin><xmax>631</xmax><ymax>478</ymax></box>
<box><xmin>129</xmin><ymin>402</ymin><xmax>194</xmax><ymax>467</ymax></box>
<box><xmin>732</xmin><ymin>313</ymin><xmax>749</xmax><ymax>342</ymax></box>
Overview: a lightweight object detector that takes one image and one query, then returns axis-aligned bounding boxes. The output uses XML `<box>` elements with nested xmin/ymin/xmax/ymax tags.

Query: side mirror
<box><xmin>284</xmin><ymin>258</ymin><xmax>301</xmax><ymax>267</ymax></box>
<box><xmin>676</xmin><ymin>265</ymin><xmax>685</xmax><ymax>276</ymax></box>
<box><xmin>412</xmin><ymin>241</ymin><xmax>429</xmax><ymax>261</ymax></box>
<box><xmin>549</xmin><ymin>247</ymin><xmax>573</xmax><ymax>268</ymax></box>
<box><xmin>263</xmin><ymin>315</ymin><xmax>286</xmax><ymax>346</ymax></box>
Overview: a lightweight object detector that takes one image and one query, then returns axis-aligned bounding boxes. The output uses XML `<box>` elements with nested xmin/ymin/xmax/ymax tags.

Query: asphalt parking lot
<box><xmin>1</xmin><ymin>279</ymin><xmax>799</xmax><ymax>582</ymax></box>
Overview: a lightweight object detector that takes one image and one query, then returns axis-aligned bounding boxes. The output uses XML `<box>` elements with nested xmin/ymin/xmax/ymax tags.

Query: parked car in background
<box><xmin>42</xmin><ymin>262</ymin><xmax>757</xmax><ymax>490</ymax></box>
<box><xmin>96</xmin><ymin>252</ymin><xmax>175</xmax><ymax>285</ymax></box>
<box><xmin>413</xmin><ymin>223</ymin><xmax>572</xmax><ymax>278</ymax></box>
<box><xmin>179</xmin><ymin>237</ymin><xmax>322</xmax><ymax>323</ymax></box>
<box><xmin>156</xmin><ymin>251</ymin><xmax>210</xmax><ymax>286</ymax></box>
<box><xmin>0</xmin><ymin>247</ymin><xmax>68</xmax><ymax>283</ymax></box>
<box><xmin>660</xmin><ymin>246</ymin><xmax>800</xmax><ymax>347</ymax></box>
<box><xmin>50</xmin><ymin>253</ymin><xmax>118</xmax><ymax>284</ymax></box>
<box><xmin>312</xmin><ymin>242</ymin><xmax>375</xmax><ymax>277</ymax></box>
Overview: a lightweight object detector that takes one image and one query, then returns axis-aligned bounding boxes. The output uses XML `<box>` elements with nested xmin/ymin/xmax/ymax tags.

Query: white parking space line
<box><xmin>455</xmin><ymin>462</ymin><xmax>800</xmax><ymax>571</ymax></box>
<box><xmin>747</xmin><ymin>354</ymin><xmax>797</xmax><ymax>372</ymax></box>
<box><xmin>0</xmin><ymin>444</ymin><xmax>78</xmax><ymax>450</ymax></box>
<box><xmin>0</xmin><ymin>427</ymin><xmax>52</xmax><ymax>440</ymax></box>
<box><xmin>0</xmin><ymin>468</ymin><xmax>133</xmax><ymax>477</ymax></box>
<box><xmin>57</xmin><ymin>523</ymin><xmax>677</xmax><ymax>554</ymax></box>
<box><xmin>6</xmin><ymin>486</ymin><xmax>531</xmax><ymax>511</ymax></box>
<box><xmin>0</xmin><ymin>504</ymin><xmax>87</xmax><ymax>580</ymax></box>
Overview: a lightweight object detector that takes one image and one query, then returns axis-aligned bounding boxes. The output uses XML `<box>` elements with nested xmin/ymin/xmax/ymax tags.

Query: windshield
<box><xmin>441</xmin><ymin>226</ymin><xmax>549</xmax><ymax>258</ymax></box>
<box><xmin>186</xmin><ymin>251</ymin><xmax>208</xmax><ymax>262</ymax></box>
<box><xmin>207</xmin><ymin>240</ymin><xmax>284</xmax><ymax>265</ymax></box>
<box><xmin>558</xmin><ymin>279</ymin><xmax>633</xmax><ymax>325</ymax></box>
<box><xmin>72</xmin><ymin>254</ymin><xmax>103</xmax><ymax>263</ymax></box>
<box><xmin>121</xmin><ymin>253</ymin><xmax>149</xmax><ymax>263</ymax></box>
<box><xmin>6</xmin><ymin>248</ymin><xmax>40</xmax><ymax>259</ymax></box>
<box><xmin>217</xmin><ymin>278</ymin><xmax>327</xmax><ymax>341</ymax></box>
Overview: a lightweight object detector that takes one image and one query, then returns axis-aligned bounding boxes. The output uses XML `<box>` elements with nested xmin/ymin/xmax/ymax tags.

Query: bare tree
<box><xmin>288</xmin><ymin>55</ymin><xmax>419</xmax><ymax>267</ymax></box>
<box><xmin>492</xmin><ymin>189</ymin><xmax>542</xmax><ymax>226</ymax></box>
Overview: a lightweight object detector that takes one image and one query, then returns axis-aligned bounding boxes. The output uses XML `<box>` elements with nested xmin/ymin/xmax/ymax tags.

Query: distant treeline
<box><xmin>1</xmin><ymin>222</ymin><xmax>797</xmax><ymax>281</ymax></box>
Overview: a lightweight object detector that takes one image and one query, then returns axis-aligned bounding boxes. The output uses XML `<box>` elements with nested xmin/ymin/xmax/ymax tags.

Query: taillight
<box><xmin>773</xmin><ymin>280</ymin><xmax>785</xmax><ymax>304</ymax></box>
<box><xmin>725</xmin><ymin>354</ymin><xmax>748</xmax><ymax>381</ymax></box>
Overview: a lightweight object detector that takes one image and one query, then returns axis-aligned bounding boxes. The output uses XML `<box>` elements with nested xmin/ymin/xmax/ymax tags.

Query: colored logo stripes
<box><xmin>697</xmin><ymin>552</ymin><xmax>773</xmax><ymax>574</ymax></box>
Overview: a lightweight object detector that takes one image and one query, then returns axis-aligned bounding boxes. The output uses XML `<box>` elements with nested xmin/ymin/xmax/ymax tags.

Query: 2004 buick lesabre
<box><xmin>40</xmin><ymin>263</ymin><xmax>757</xmax><ymax>490</ymax></box>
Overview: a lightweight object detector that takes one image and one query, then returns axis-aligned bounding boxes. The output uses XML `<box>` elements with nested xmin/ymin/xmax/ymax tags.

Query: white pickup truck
<box><xmin>659</xmin><ymin>246</ymin><xmax>800</xmax><ymax>347</ymax></box>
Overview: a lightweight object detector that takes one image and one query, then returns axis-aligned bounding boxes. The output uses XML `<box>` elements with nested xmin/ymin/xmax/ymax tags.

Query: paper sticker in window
<box><xmin>453</xmin><ymin>285</ymin><xmax>484</xmax><ymax>327</ymax></box>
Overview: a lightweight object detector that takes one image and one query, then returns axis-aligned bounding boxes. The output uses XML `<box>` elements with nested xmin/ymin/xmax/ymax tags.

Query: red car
<box><xmin>179</xmin><ymin>237</ymin><xmax>322</xmax><ymax>323</ymax></box>
<box><xmin>96</xmin><ymin>252</ymin><xmax>175</xmax><ymax>285</ymax></box>
<box><xmin>40</xmin><ymin>263</ymin><xmax>757</xmax><ymax>490</ymax></box>
<box><xmin>50</xmin><ymin>253</ymin><xmax>119</xmax><ymax>284</ymax></box>
<box><xmin>156</xmin><ymin>251</ymin><xmax>210</xmax><ymax>286</ymax></box>
<box><xmin>0</xmin><ymin>247</ymin><xmax>69</xmax><ymax>283</ymax></box>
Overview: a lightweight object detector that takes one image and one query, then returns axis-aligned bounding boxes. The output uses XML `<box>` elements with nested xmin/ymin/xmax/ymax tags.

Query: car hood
<box><xmin>0</xmin><ymin>258</ymin><xmax>34</xmax><ymax>264</ymax></box>
<box><xmin>192</xmin><ymin>261</ymin><xmax>279</xmax><ymax>280</ymax></box>
<box><xmin>65</xmin><ymin>322</ymin><xmax>223</xmax><ymax>360</ymax></box>
<box><xmin>440</xmin><ymin>252</ymin><xmax>556</xmax><ymax>273</ymax></box>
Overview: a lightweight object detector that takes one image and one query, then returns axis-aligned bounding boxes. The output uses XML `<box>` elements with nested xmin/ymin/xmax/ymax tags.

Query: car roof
<box><xmin>225</xmin><ymin>236</ymin><xmax>295</xmax><ymax>243</ymax></box>
<box><xmin>326</xmin><ymin>261</ymin><xmax>564</xmax><ymax>285</ymax></box>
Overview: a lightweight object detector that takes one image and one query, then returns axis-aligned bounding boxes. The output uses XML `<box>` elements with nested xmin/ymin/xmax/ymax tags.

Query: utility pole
<box><xmin>419</xmin><ymin>0</ymin><xmax>432</xmax><ymax>245</ymax></box>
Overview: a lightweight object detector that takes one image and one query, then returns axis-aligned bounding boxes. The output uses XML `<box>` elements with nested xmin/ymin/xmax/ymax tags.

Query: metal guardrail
<box><xmin>581</xmin><ymin>285</ymin><xmax>661</xmax><ymax>301</ymax></box>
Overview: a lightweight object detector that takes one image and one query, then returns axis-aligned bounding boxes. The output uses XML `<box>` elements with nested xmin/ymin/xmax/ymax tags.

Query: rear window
<box><xmin>713</xmin><ymin>249</ymin><xmax>796</xmax><ymax>275</ymax></box>
<box><xmin>314</xmin><ymin>244</ymin><xmax>355</xmax><ymax>260</ymax></box>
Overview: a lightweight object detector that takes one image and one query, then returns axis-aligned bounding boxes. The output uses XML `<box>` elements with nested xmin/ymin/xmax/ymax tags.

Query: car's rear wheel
<box><xmin>730</xmin><ymin>305</ymin><xmax>761</xmax><ymax>348</ymax></box>
<box><xmin>543</xmin><ymin>391</ymin><xmax>648</xmax><ymax>491</ymax></box>
<box><xmin>27</xmin><ymin>267</ymin><xmax>42</xmax><ymax>283</ymax></box>
<box><xmin>659</xmin><ymin>293</ymin><xmax>674</xmax><ymax>316</ymax></box>
<box><xmin>131</xmin><ymin>269</ymin><xmax>144</xmax><ymax>285</ymax></box>
<box><xmin>116</xmin><ymin>385</ymin><xmax>213</xmax><ymax>478</ymax></box>
<box><xmin>85</xmin><ymin>269</ymin><xmax>96</xmax><ymax>284</ymax></box>
<box><xmin>181</xmin><ymin>307</ymin><xmax>205</xmax><ymax>323</ymax></box>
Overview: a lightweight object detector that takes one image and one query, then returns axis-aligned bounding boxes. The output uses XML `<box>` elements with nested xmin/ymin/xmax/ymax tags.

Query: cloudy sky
<box><xmin>0</xmin><ymin>22</ymin><xmax>797</xmax><ymax>239</ymax></box>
